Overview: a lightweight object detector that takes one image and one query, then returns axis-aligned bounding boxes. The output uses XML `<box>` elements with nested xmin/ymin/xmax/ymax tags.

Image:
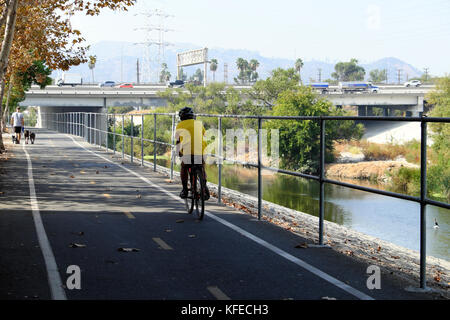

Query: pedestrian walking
<box><xmin>11</xmin><ymin>107</ymin><xmax>24</xmax><ymax>144</ymax></box>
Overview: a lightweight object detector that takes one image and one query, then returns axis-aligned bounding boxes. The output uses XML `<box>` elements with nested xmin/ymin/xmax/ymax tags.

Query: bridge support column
<box><xmin>383</xmin><ymin>107</ymin><xmax>389</xmax><ymax>117</ymax></box>
<box><xmin>358</xmin><ymin>106</ymin><xmax>367</xmax><ymax>116</ymax></box>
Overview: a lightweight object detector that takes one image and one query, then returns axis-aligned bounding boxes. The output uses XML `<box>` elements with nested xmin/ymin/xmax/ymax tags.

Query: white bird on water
<box><xmin>434</xmin><ymin>218</ymin><xmax>439</xmax><ymax>229</ymax></box>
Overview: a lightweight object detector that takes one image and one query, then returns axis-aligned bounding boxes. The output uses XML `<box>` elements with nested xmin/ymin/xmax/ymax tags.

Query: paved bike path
<box><xmin>0</xmin><ymin>129</ymin><xmax>439</xmax><ymax>300</ymax></box>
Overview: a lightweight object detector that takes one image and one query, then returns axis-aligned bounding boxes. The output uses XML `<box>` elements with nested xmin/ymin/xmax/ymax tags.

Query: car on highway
<box><xmin>99</xmin><ymin>81</ymin><xmax>116</xmax><ymax>87</ymax></box>
<box><xmin>167</xmin><ymin>80</ymin><xmax>185</xmax><ymax>88</ymax></box>
<box><xmin>118</xmin><ymin>83</ymin><xmax>134</xmax><ymax>88</ymax></box>
<box><xmin>404</xmin><ymin>80</ymin><xmax>422</xmax><ymax>87</ymax></box>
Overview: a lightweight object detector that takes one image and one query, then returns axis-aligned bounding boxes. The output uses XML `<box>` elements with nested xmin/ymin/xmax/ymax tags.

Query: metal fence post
<box><xmin>154</xmin><ymin>114</ymin><xmax>157</xmax><ymax>172</ymax></box>
<box><xmin>420</xmin><ymin>119</ymin><xmax>428</xmax><ymax>289</ymax></box>
<box><xmin>94</xmin><ymin>113</ymin><xmax>97</xmax><ymax>146</ymax></box>
<box><xmin>105</xmin><ymin>113</ymin><xmax>109</xmax><ymax>151</ymax></box>
<box><xmin>113</xmin><ymin>114</ymin><xmax>116</xmax><ymax>154</ymax></box>
<box><xmin>170</xmin><ymin>113</ymin><xmax>175</xmax><ymax>180</ymax></box>
<box><xmin>218</xmin><ymin>117</ymin><xmax>223</xmax><ymax>204</ymax></box>
<box><xmin>319</xmin><ymin>118</ymin><xmax>325</xmax><ymax>245</ymax></box>
<box><xmin>141</xmin><ymin>114</ymin><xmax>144</xmax><ymax>166</ymax></box>
<box><xmin>257</xmin><ymin>117</ymin><xmax>262</xmax><ymax>220</ymax></box>
<box><xmin>131</xmin><ymin>115</ymin><xmax>134</xmax><ymax>163</ymax></box>
<box><xmin>122</xmin><ymin>115</ymin><xmax>125</xmax><ymax>159</ymax></box>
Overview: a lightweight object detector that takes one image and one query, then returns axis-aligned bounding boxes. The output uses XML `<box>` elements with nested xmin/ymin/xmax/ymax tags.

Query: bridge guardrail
<box><xmin>43</xmin><ymin>111</ymin><xmax>449</xmax><ymax>290</ymax></box>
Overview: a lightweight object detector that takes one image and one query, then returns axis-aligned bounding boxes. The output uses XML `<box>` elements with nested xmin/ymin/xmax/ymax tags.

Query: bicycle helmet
<box><xmin>179</xmin><ymin>107</ymin><xmax>195</xmax><ymax>120</ymax></box>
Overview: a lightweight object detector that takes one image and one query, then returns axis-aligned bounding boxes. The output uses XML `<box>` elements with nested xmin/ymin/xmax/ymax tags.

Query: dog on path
<box><xmin>24</xmin><ymin>130</ymin><xmax>30</xmax><ymax>144</ymax></box>
<box><xmin>24</xmin><ymin>130</ymin><xmax>36</xmax><ymax>144</ymax></box>
<box><xmin>30</xmin><ymin>132</ymin><xmax>35</xmax><ymax>144</ymax></box>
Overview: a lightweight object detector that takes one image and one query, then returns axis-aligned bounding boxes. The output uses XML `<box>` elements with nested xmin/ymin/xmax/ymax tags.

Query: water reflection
<box><xmin>159</xmin><ymin>159</ymin><xmax>449</xmax><ymax>261</ymax></box>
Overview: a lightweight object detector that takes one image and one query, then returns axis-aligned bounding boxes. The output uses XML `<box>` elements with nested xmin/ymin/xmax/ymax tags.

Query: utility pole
<box><xmin>318</xmin><ymin>68</ymin><xmax>322</xmax><ymax>82</ymax></box>
<box><xmin>136</xmin><ymin>59</ymin><xmax>140</xmax><ymax>84</ymax></box>
<box><xmin>385</xmin><ymin>68</ymin><xmax>388</xmax><ymax>84</ymax></box>
<box><xmin>424</xmin><ymin>67</ymin><xmax>429</xmax><ymax>82</ymax></box>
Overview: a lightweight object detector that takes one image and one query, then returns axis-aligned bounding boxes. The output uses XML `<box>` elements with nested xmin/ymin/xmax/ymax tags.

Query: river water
<box><xmin>199</xmin><ymin>163</ymin><xmax>449</xmax><ymax>261</ymax></box>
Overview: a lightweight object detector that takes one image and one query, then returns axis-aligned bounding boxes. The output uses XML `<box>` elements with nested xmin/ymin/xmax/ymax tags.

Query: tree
<box><xmin>209</xmin><ymin>58</ymin><xmax>218</xmax><ymax>82</ymax></box>
<box><xmin>369</xmin><ymin>69</ymin><xmax>387</xmax><ymax>83</ymax></box>
<box><xmin>331</xmin><ymin>58</ymin><xmax>365</xmax><ymax>81</ymax></box>
<box><xmin>248</xmin><ymin>68</ymin><xmax>299</xmax><ymax>109</ymax></box>
<box><xmin>0</xmin><ymin>0</ymin><xmax>136</xmax><ymax>151</ymax></box>
<box><xmin>235</xmin><ymin>57</ymin><xmax>249</xmax><ymax>84</ymax></box>
<box><xmin>295</xmin><ymin>58</ymin><xmax>304</xmax><ymax>85</ymax></box>
<box><xmin>266</xmin><ymin>87</ymin><xmax>364</xmax><ymax>173</ymax></box>
<box><xmin>88</xmin><ymin>55</ymin><xmax>97</xmax><ymax>83</ymax></box>
<box><xmin>426</xmin><ymin>76</ymin><xmax>450</xmax><ymax>199</ymax></box>
<box><xmin>249</xmin><ymin>59</ymin><xmax>259</xmax><ymax>83</ymax></box>
<box><xmin>159</xmin><ymin>63</ymin><xmax>171</xmax><ymax>83</ymax></box>
<box><xmin>189</xmin><ymin>68</ymin><xmax>204</xmax><ymax>85</ymax></box>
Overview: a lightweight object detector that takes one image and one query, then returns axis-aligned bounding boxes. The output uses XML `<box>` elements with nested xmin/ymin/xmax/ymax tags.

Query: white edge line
<box><xmin>66</xmin><ymin>135</ymin><xmax>374</xmax><ymax>301</ymax></box>
<box><xmin>23</xmin><ymin>145</ymin><xmax>67</xmax><ymax>300</ymax></box>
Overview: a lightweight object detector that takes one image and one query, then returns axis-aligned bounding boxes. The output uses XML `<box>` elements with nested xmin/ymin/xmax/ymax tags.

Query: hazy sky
<box><xmin>70</xmin><ymin>0</ymin><xmax>450</xmax><ymax>75</ymax></box>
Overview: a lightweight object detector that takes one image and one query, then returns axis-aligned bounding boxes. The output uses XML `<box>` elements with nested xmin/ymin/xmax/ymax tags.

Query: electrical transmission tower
<box><xmin>134</xmin><ymin>8</ymin><xmax>174</xmax><ymax>83</ymax></box>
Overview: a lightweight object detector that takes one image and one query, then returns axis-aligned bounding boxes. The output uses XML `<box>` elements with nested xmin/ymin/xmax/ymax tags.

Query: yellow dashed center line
<box><xmin>123</xmin><ymin>211</ymin><xmax>135</xmax><ymax>219</ymax></box>
<box><xmin>207</xmin><ymin>286</ymin><xmax>231</xmax><ymax>300</ymax></box>
<box><xmin>152</xmin><ymin>238</ymin><xmax>173</xmax><ymax>250</ymax></box>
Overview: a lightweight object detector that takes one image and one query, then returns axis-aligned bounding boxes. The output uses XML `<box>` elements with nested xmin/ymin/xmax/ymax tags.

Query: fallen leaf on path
<box><xmin>103</xmin><ymin>194</ymin><xmax>111</xmax><ymax>198</ymax></box>
<box><xmin>117</xmin><ymin>248</ymin><xmax>140</xmax><ymax>252</ymax></box>
<box><xmin>377</xmin><ymin>246</ymin><xmax>382</xmax><ymax>252</ymax></box>
<box><xmin>165</xmin><ymin>229</ymin><xmax>173</xmax><ymax>233</ymax></box>
<box><xmin>90</xmin><ymin>181</ymin><xmax>96</xmax><ymax>184</ymax></box>
<box><xmin>69</xmin><ymin>175</ymin><xmax>75</xmax><ymax>179</ymax></box>
<box><xmin>391</xmin><ymin>256</ymin><xmax>400</xmax><ymax>259</ymax></box>
<box><xmin>295</xmin><ymin>243</ymin><xmax>308</xmax><ymax>249</ymax></box>
<box><xmin>434</xmin><ymin>275</ymin><xmax>441</xmax><ymax>282</ymax></box>
<box><xmin>69</xmin><ymin>243</ymin><xmax>86</xmax><ymax>248</ymax></box>
<box><xmin>96</xmin><ymin>170</ymin><xmax>99</xmax><ymax>174</ymax></box>
<box><xmin>176</xmin><ymin>219</ymin><xmax>184</xmax><ymax>223</ymax></box>
<box><xmin>80</xmin><ymin>171</ymin><xmax>86</xmax><ymax>174</ymax></box>
<box><xmin>136</xmin><ymin>194</ymin><xmax>141</xmax><ymax>199</ymax></box>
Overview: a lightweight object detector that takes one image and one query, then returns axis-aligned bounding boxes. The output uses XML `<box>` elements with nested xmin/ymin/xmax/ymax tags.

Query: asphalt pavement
<box><xmin>0</xmin><ymin>129</ymin><xmax>443</xmax><ymax>300</ymax></box>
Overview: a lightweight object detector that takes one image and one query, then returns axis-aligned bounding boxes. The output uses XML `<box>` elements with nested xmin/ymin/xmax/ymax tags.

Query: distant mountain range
<box><xmin>53</xmin><ymin>41</ymin><xmax>423</xmax><ymax>84</ymax></box>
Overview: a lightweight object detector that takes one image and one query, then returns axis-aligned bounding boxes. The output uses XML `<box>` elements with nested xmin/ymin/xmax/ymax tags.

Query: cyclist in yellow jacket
<box><xmin>175</xmin><ymin>107</ymin><xmax>210</xmax><ymax>200</ymax></box>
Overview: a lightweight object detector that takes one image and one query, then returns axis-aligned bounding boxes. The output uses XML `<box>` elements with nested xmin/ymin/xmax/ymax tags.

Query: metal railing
<box><xmin>42</xmin><ymin>111</ymin><xmax>449</xmax><ymax>290</ymax></box>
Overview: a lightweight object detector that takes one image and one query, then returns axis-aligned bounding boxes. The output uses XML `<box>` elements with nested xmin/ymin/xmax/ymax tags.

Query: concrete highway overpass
<box><xmin>20</xmin><ymin>85</ymin><xmax>431</xmax><ymax>127</ymax></box>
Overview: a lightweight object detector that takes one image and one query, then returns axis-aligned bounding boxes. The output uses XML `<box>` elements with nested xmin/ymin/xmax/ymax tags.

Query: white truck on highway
<box><xmin>56</xmin><ymin>73</ymin><xmax>83</xmax><ymax>87</ymax></box>
<box><xmin>339</xmin><ymin>81</ymin><xmax>379</xmax><ymax>93</ymax></box>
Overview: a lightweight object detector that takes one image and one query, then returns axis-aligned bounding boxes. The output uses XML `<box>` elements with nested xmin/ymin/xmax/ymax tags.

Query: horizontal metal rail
<box><xmin>42</xmin><ymin>110</ymin><xmax>449</xmax><ymax>291</ymax></box>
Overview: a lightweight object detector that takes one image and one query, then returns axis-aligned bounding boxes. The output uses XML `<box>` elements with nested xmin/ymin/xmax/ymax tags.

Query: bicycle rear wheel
<box><xmin>193</xmin><ymin>168</ymin><xmax>205</xmax><ymax>221</ymax></box>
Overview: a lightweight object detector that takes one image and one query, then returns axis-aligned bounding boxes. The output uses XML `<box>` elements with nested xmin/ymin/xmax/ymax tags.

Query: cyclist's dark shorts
<box><xmin>14</xmin><ymin>126</ymin><xmax>22</xmax><ymax>134</ymax></box>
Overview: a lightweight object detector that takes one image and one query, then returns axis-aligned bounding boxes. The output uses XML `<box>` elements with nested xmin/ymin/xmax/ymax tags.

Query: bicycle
<box><xmin>184</xmin><ymin>164</ymin><xmax>206</xmax><ymax>220</ymax></box>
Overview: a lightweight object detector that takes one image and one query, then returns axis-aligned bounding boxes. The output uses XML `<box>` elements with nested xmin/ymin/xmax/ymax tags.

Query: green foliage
<box><xmin>369</xmin><ymin>69</ymin><xmax>387</xmax><ymax>83</ymax></box>
<box><xmin>248</xmin><ymin>68</ymin><xmax>300</xmax><ymax>109</ymax></box>
<box><xmin>108</xmin><ymin>106</ymin><xmax>135</xmax><ymax>114</ymax></box>
<box><xmin>18</xmin><ymin>60</ymin><xmax>52</xmax><ymax>89</ymax></box>
<box><xmin>160</xmin><ymin>63</ymin><xmax>171</xmax><ymax>83</ymax></box>
<box><xmin>234</xmin><ymin>58</ymin><xmax>259</xmax><ymax>84</ymax></box>
<box><xmin>265</xmin><ymin>86</ymin><xmax>364</xmax><ymax>173</ymax></box>
<box><xmin>331</xmin><ymin>58</ymin><xmax>365</xmax><ymax>81</ymax></box>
